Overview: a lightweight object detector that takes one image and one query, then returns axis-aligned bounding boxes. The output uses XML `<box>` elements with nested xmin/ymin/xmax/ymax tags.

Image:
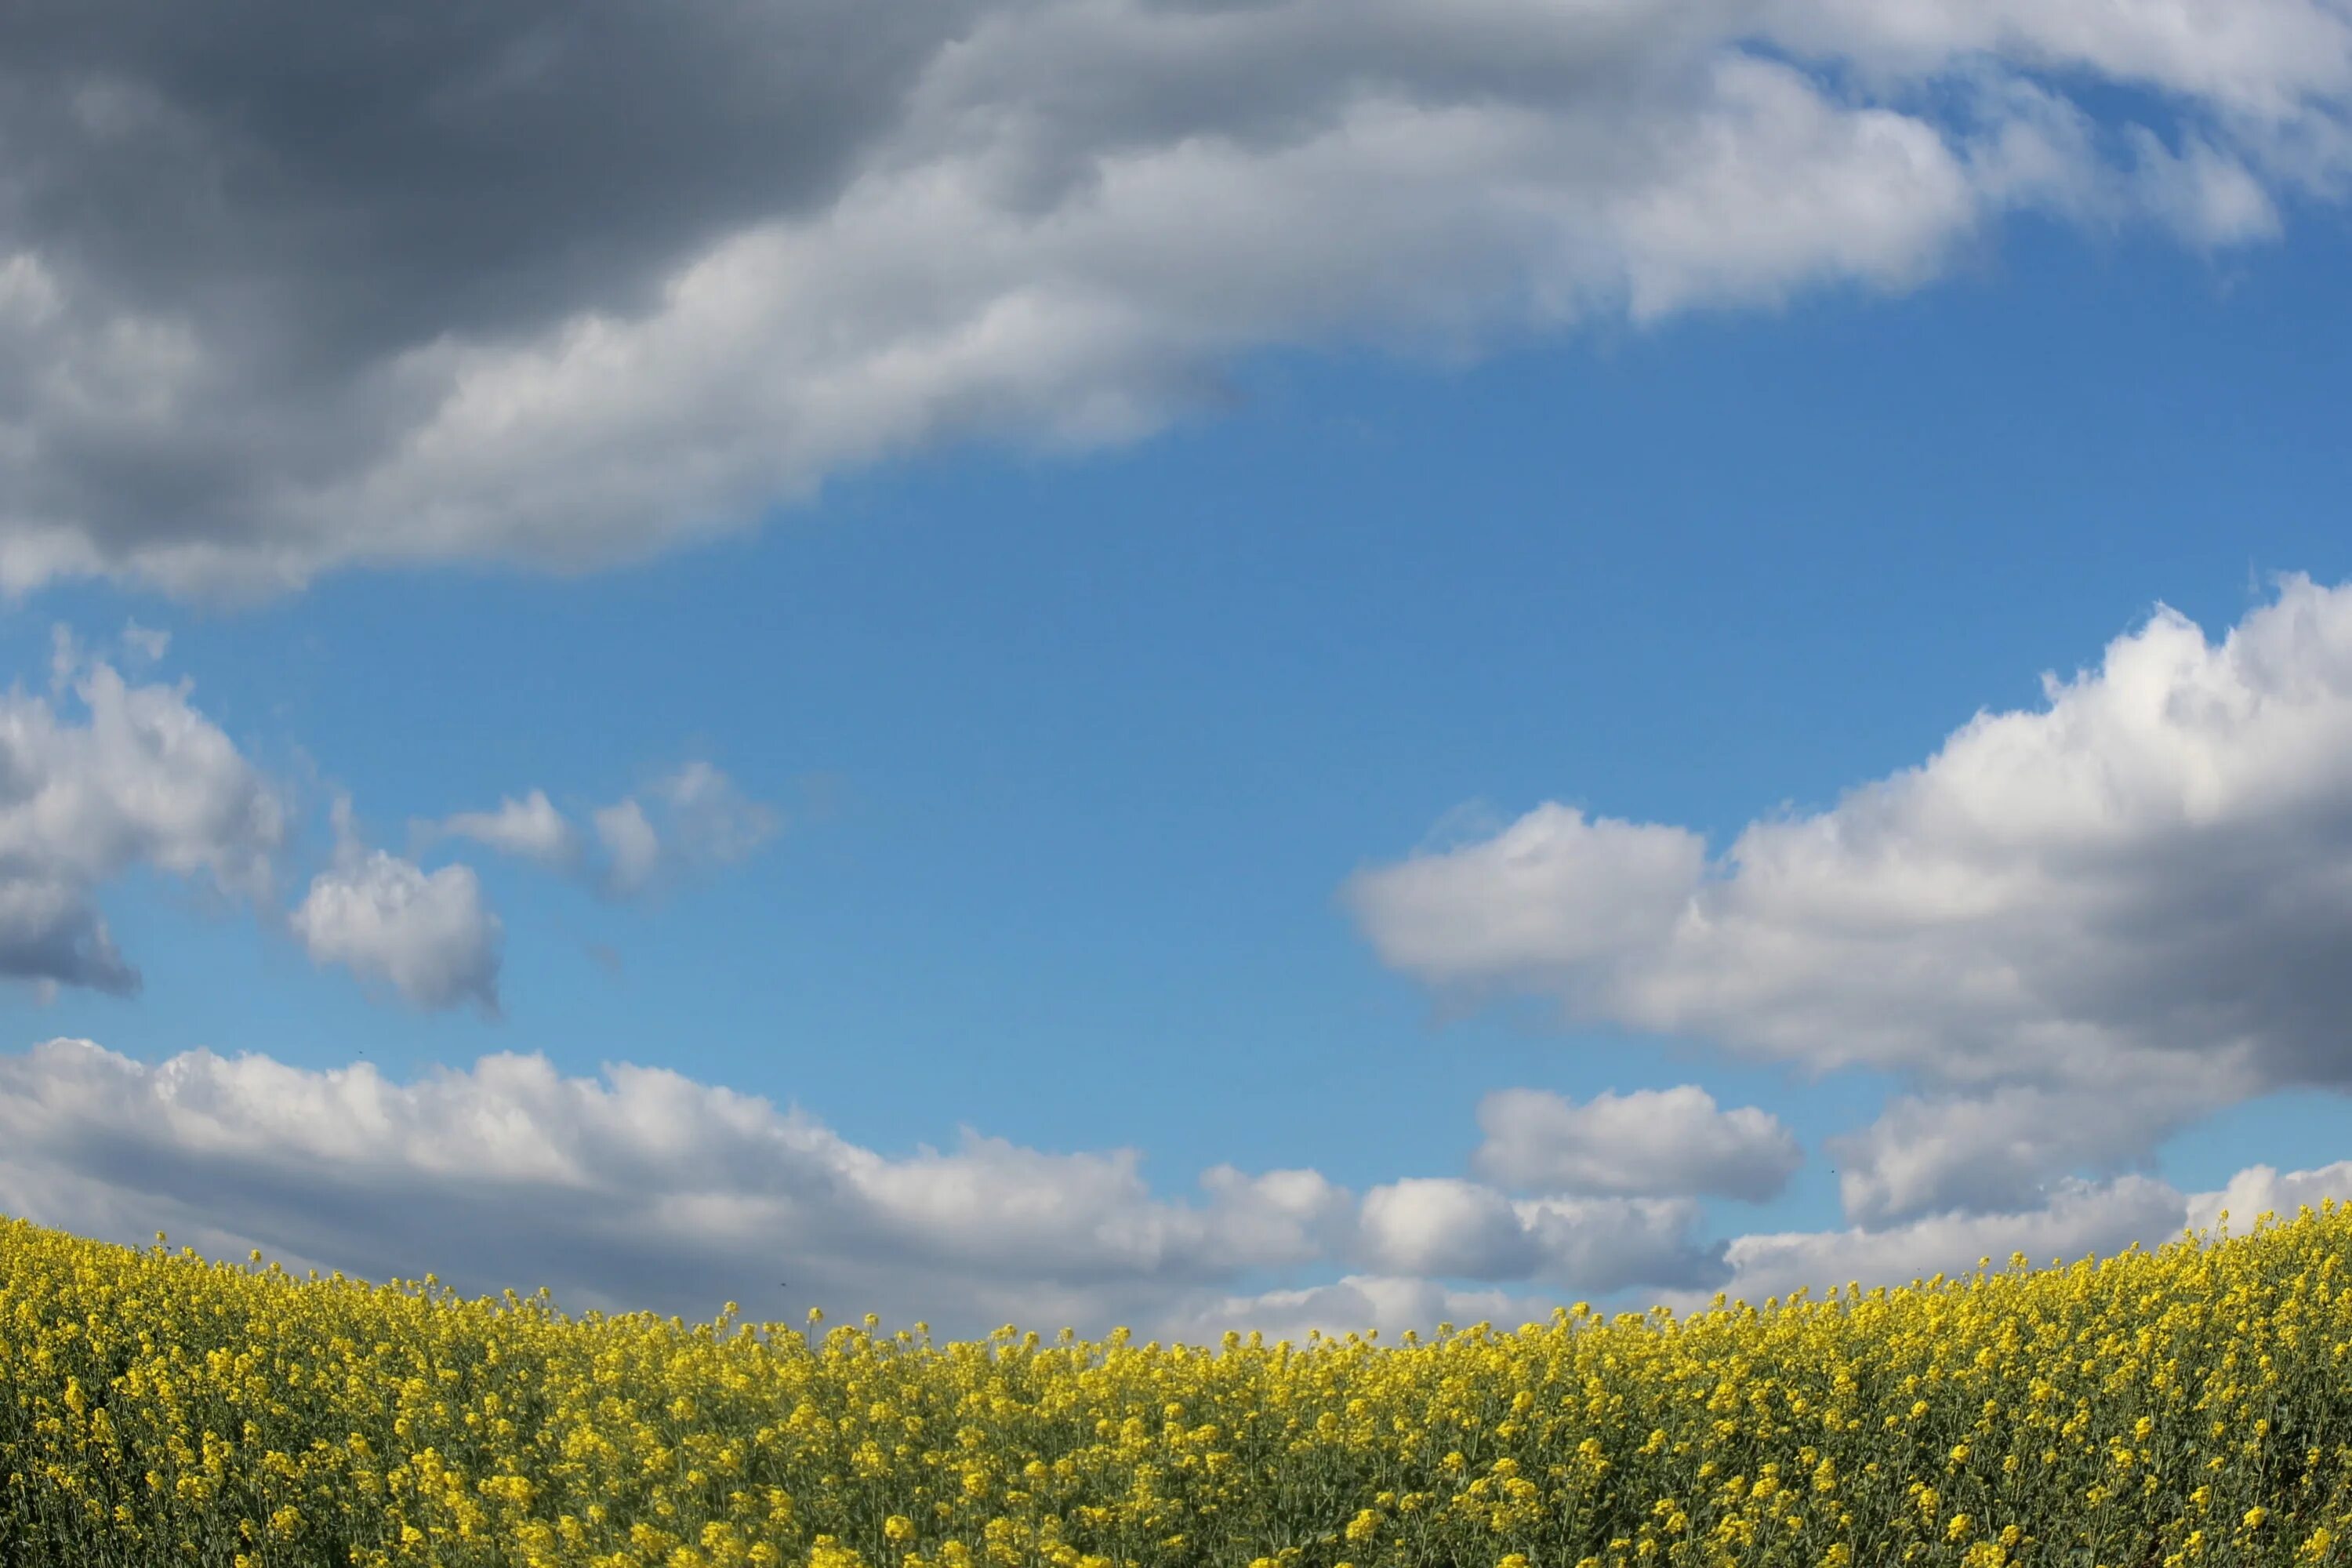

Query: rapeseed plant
<box><xmin>2</xmin><ymin>1204</ymin><xmax>2350</xmax><ymax>1566</ymax></box>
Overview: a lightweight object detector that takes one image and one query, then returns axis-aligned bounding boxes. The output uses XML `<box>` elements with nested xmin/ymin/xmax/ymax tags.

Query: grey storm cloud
<box><xmin>0</xmin><ymin>0</ymin><xmax>2348</xmax><ymax>593</ymax></box>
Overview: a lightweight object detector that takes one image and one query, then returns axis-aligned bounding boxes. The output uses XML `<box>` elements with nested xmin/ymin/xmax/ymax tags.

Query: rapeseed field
<box><xmin>2</xmin><ymin>1206</ymin><xmax>2350</xmax><ymax>1568</ymax></box>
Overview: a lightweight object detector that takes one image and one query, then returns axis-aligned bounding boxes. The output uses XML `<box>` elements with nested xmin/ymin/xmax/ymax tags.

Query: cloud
<box><xmin>0</xmin><ymin>636</ymin><xmax>761</xmax><ymax>1011</ymax></box>
<box><xmin>10</xmin><ymin>1036</ymin><xmax>2334</xmax><ymax>1340</ymax></box>
<box><xmin>0</xmin><ymin>1</ymin><xmax>2347</xmax><ymax>593</ymax></box>
<box><xmin>1511</xmin><ymin>1194</ymin><xmax>1729</xmax><ymax>1294</ymax></box>
<box><xmin>430</xmin><ymin>789</ymin><xmax>578</xmax><ymax>870</ymax></box>
<box><xmin>1825</xmin><ymin>1065</ymin><xmax>2253</xmax><ymax>1226</ymax></box>
<box><xmin>0</xmin><ymin>1039</ymin><xmax>1740</xmax><ymax>1336</ymax></box>
<box><xmin>1474</xmin><ymin>1085</ymin><xmax>1803</xmax><ymax>1200</ymax></box>
<box><xmin>118</xmin><ymin>620</ymin><xmax>169</xmax><ymax>664</ymax></box>
<box><xmin>0</xmin><ymin>646</ymin><xmax>284</xmax><ymax>995</ymax></box>
<box><xmin>1352</xmin><ymin>1176</ymin><xmax>1724</xmax><ymax>1294</ymax></box>
<box><xmin>1759</xmin><ymin>0</ymin><xmax>2352</xmax><ymax>121</ymax></box>
<box><xmin>591</xmin><ymin>799</ymin><xmax>661</xmax><ymax>897</ymax></box>
<box><xmin>291</xmin><ymin>802</ymin><xmax>504</xmax><ymax>1014</ymax></box>
<box><xmin>1154</xmin><ymin>1276</ymin><xmax>1566</xmax><ymax>1347</ymax></box>
<box><xmin>1355</xmin><ymin>1177</ymin><xmax>1539</xmax><ymax>1278</ymax></box>
<box><xmin>434</xmin><ymin>763</ymin><xmax>774</xmax><ymax>898</ymax></box>
<box><xmin>0</xmin><ymin>1039</ymin><xmax>1347</xmax><ymax>1334</ymax></box>
<box><xmin>1667</xmin><ymin>1174</ymin><xmax>2209</xmax><ymax>1314</ymax></box>
<box><xmin>652</xmin><ymin>761</ymin><xmax>778</xmax><ymax>873</ymax></box>
<box><xmin>1350</xmin><ymin>575</ymin><xmax>2352</xmax><ymax>1218</ymax></box>
<box><xmin>595</xmin><ymin>761</ymin><xmax>778</xmax><ymax>898</ymax></box>
<box><xmin>2183</xmin><ymin>1159</ymin><xmax>2352</xmax><ymax>1236</ymax></box>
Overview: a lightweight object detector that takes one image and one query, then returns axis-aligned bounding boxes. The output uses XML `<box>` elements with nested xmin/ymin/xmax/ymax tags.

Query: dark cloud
<box><xmin>0</xmin><ymin>0</ymin><xmax>2344</xmax><ymax>593</ymax></box>
<box><xmin>0</xmin><ymin>1</ymin><xmax>961</xmax><ymax>350</ymax></box>
<box><xmin>0</xmin><ymin>0</ymin><xmax>971</xmax><ymax>565</ymax></box>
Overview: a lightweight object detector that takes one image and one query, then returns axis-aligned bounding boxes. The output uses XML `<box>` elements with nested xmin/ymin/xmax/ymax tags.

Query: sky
<box><xmin>5</xmin><ymin>0</ymin><xmax>2352</xmax><ymax>1341</ymax></box>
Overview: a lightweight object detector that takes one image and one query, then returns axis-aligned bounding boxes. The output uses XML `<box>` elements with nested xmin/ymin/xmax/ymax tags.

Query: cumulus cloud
<box><xmin>292</xmin><ymin>802</ymin><xmax>504</xmax><ymax>1014</ymax></box>
<box><xmin>1475</xmin><ymin>1085</ymin><xmax>1802</xmax><ymax>1200</ymax></box>
<box><xmin>0</xmin><ymin>645</ymin><xmax>284</xmax><ymax>996</ymax></box>
<box><xmin>1355</xmin><ymin>1178</ymin><xmax>1541</xmax><ymax>1279</ymax></box>
<box><xmin>1351</xmin><ymin>575</ymin><xmax>2352</xmax><ymax>1219</ymax></box>
<box><xmin>0</xmin><ymin>1</ymin><xmax>2347</xmax><ymax>593</ymax></box>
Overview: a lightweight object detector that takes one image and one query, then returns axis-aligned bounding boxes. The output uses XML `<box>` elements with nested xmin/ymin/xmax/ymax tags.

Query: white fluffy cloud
<box><xmin>1352</xmin><ymin>1176</ymin><xmax>1723</xmax><ymax>1293</ymax></box>
<box><xmin>290</xmin><ymin>854</ymin><xmax>503</xmax><ymax>1015</ymax></box>
<box><xmin>1474</xmin><ymin>1085</ymin><xmax>1802</xmax><ymax>1200</ymax></box>
<box><xmin>291</xmin><ymin>803</ymin><xmax>505</xmax><ymax>1014</ymax></box>
<box><xmin>2184</xmin><ymin>1159</ymin><xmax>2352</xmax><ymax>1236</ymax></box>
<box><xmin>1351</xmin><ymin>575</ymin><xmax>2352</xmax><ymax>1219</ymax></box>
<box><xmin>2</xmin><ymin>1</ymin><xmax>2348</xmax><ymax>592</ymax></box>
<box><xmin>0</xmin><ymin>648</ymin><xmax>284</xmax><ymax>995</ymax></box>
<box><xmin>1355</xmin><ymin>1178</ymin><xmax>1541</xmax><ymax>1278</ymax></box>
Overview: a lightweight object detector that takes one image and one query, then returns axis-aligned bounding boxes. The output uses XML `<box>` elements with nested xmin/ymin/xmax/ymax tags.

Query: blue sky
<box><xmin>6</xmin><ymin>1</ymin><xmax>2352</xmax><ymax>1339</ymax></box>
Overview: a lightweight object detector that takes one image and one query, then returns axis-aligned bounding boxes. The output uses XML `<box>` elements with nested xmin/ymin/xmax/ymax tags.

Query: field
<box><xmin>2</xmin><ymin>1207</ymin><xmax>2350</xmax><ymax>1568</ymax></box>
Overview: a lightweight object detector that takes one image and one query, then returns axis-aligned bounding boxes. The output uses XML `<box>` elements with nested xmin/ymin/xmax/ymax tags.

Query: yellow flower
<box><xmin>2</xmin><ymin>1204</ymin><xmax>2350</xmax><ymax>1568</ymax></box>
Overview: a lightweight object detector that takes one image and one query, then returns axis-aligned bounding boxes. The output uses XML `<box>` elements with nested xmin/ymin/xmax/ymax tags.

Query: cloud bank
<box><xmin>0</xmin><ymin>1038</ymin><xmax>1443</xmax><ymax>1334</ymax></box>
<box><xmin>1</xmin><ymin>1037</ymin><xmax>2341</xmax><ymax>1343</ymax></box>
<box><xmin>2</xmin><ymin>0</ymin><xmax>2349</xmax><ymax>593</ymax></box>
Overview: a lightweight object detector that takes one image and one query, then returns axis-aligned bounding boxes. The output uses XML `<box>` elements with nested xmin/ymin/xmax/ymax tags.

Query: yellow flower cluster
<box><xmin>4</xmin><ymin>1204</ymin><xmax>2351</xmax><ymax>1566</ymax></box>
